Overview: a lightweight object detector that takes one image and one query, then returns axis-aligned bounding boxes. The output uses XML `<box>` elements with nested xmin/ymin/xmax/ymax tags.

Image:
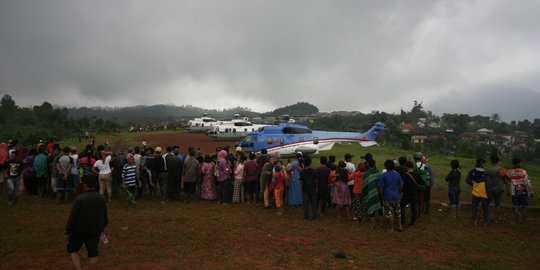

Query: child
<box><xmin>466</xmin><ymin>158</ymin><xmax>489</xmax><ymax>226</ymax></box>
<box><xmin>507</xmin><ymin>158</ymin><xmax>534</xmax><ymax>224</ymax></box>
<box><xmin>445</xmin><ymin>159</ymin><xmax>461</xmax><ymax>218</ymax></box>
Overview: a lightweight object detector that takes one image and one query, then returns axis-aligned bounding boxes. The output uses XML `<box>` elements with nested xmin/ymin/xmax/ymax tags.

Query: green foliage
<box><xmin>261</xmin><ymin>102</ymin><xmax>319</xmax><ymax>117</ymax></box>
<box><xmin>0</xmin><ymin>95</ymin><xmax>119</xmax><ymax>145</ymax></box>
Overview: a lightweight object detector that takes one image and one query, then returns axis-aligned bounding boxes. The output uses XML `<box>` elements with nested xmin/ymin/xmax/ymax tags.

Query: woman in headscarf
<box><xmin>216</xmin><ymin>150</ymin><xmax>231</xmax><ymax>204</ymax></box>
<box><xmin>333</xmin><ymin>161</ymin><xmax>352</xmax><ymax>220</ymax></box>
<box><xmin>286</xmin><ymin>152</ymin><xmax>304</xmax><ymax>207</ymax></box>
<box><xmin>200</xmin><ymin>155</ymin><xmax>217</xmax><ymax>200</ymax></box>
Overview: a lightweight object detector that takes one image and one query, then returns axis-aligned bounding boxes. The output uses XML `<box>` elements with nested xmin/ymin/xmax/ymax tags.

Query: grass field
<box><xmin>4</xmin><ymin>130</ymin><xmax>533</xmax><ymax>269</ymax></box>
<box><xmin>1</xmin><ymin>192</ymin><xmax>540</xmax><ymax>269</ymax></box>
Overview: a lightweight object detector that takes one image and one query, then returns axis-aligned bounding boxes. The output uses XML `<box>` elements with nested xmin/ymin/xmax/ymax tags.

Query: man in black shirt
<box><xmin>300</xmin><ymin>156</ymin><xmax>318</xmax><ymax>220</ymax></box>
<box><xmin>66</xmin><ymin>178</ymin><xmax>108</xmax><ymax>270</ymax></box>
<box><xmin>3</xmin><ymin>151</ymin><xmax>24</xmax><ymax>206</ymax></box>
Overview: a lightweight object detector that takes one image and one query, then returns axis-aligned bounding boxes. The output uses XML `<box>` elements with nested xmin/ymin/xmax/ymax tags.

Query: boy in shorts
<box><xmin>507</xmin><ymin>158</ymin><xmax>533</xmax><ymax>224</ymax></box>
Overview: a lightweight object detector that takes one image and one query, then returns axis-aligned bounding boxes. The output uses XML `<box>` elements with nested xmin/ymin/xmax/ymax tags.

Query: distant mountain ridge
<box><xmin>67</xmin><ymin>102</ymin><xmax>320</xmax><ymax>124</ymax></box>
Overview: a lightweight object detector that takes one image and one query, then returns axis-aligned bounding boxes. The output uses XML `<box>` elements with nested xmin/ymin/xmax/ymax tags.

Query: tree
<box><xmin>491</xmin><ymin>113</ymin><xmax>501</xmax><ymax>123</ymax></box>
<box><xmin>0</xmin><ymin>94</ymin><xmax>18</xmax><ymax>111</ymax></box>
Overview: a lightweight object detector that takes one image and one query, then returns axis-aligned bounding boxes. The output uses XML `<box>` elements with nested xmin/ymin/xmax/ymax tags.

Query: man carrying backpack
<box><xmin>413</xmin><ymin>152</ymin><xmax>432</xmax><ymax>215</ymax></box>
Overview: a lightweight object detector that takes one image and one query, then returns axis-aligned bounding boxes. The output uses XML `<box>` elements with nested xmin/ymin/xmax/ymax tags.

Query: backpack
<box><xmin>414</xmin><ymin>162</ymin><xmax>430</xmax><ymax>187</ymax></box>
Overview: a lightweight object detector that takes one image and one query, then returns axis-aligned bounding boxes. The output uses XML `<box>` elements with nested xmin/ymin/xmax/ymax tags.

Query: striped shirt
<box><xmin>122</xmin><ymin>164</ymin><xmax>137</xmax><ymax>187</ymax></box>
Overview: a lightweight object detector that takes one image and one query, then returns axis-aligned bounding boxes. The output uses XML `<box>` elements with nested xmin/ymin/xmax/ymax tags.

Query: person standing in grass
<box><xmin>378</xmin><ymin>160</ymin><xmax>404</xmax><ymax>232</ymax></box>
<box><xmin>165</xmin><ymin>148</ymin><xmax>182</xmax><ymax>202</ymax></box>
<box><xmin>287</xmin><ymin>152</ymin><xmax>304</xmax><ymax>207</ymax></box>
<box><xmin>109</xmin><ymin>149</ymin><xmax>127</xmax><ymax>200</ymax></box>
<box><xmin>316</xmin><ymin>156</ymin><xmax>331</xmax><ymax>217</ymax></box>
<box><xmin>232</xmin><ymin>154</ymin><xmax>246</xmax><ymax>203</ymax></box>
<box><xmin>57</xmin><ymin>147</ymin><xmax>74</xmax><ymax>204</ymax></box>
<box><xmin>400</xmin><ymin>161</ymin><xmax>423</xmax><ymax>226</ymax></box>
<box><xmin>49</xmin><ymin>144</ymin><xmax>62</xmax><ymax>194</ymax></box>
<box><xmin>300</xmin><ymin>156</ymin><xmax>318</xmax><ymax>220</ymax></box>
<box><xmin>181</xmin><ymin>147</ymin><xmax>199</xmax><ymax>203</ymax></box>
<box><xmin>466</xmin><ymin>158</ymin><xmax>490</xmax><ymax>226</ymax></box>
<box><xmin>243</xmin><ymin>153</ymin><xmax>259</xmax><ymax>204</ymax></box>
<box><xmin>486</xmin><ymin>155</ymin><xmax>509</xmax><ymax>223</ymax></box>
<box><xmin>260</xmin><ymin>155</ymin><xmax>275</xmax><ymax>208</ymax></box>
<box><xmin>92</xmin><ymin>151</ymin><xmax>112</xmax><ymax>202</ymax></box>
<box><xmin>350</xmin><ymin>162</ymin><xmax>369</xmax><ymax>222</ymax></box>
<box><xmin>273</xmin><ymin>163</ymin><xmax>287</xmax><ymax>214</ymax></box>
<box><xmin>66</xmin><ymin>177</ymin><xmax>108</xmax><ymax>270</ymax></box>
<box><xmin>2</xmin><ymin>151</ymin><xmax>24</xmax><ymax>206</ymax></box>
<box><xmin>22</xmin><ymin>149</ymin><xmax>37</xmax><ymax>197</ymax></box>
<box><xmin>121</xmin><ymin>154</ymin><xmax>139</xmax><ymax>208</ymax></box>
<box><xmin>333</xmin><ymin>161</ymin><xmax>352</xmax><ymax>220</ymax></box>
<box><xmin>33</xmin><ymin>146</ymin><xmax>49</xmax><ymax>197</ymax></box>
<box><xmin>507</xmin><ymin>158</ymin><xmax>534</xmax><ymax>224</ymax></box>
<box><xmin>200</xmin><ymin>155</ymin><xmax>217</xmax><ymax>200</ymax></box>
<box><xmin>216</xmin><ymin>149</ymin><xmax>232</xmax><ymax>204</ymax></box>
<box><xmin>445</xmin><ymin>159</ymin><xmax>461</xmax><ymax>218</ymax></box>
<box><xmin>362</xmin><ymin>159</ymin><xmax>383</xmax><ymax>228</ymax></box>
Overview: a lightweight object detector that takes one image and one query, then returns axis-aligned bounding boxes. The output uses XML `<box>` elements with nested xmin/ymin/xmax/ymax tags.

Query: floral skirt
<box><xmin>352</xmin><ymin>194</ymin><xmax>369</xmax><ymax>222</ymax></box>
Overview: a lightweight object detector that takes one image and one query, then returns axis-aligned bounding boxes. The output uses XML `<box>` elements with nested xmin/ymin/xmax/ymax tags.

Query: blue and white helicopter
<box><xmin>237</xmin><ymin>117</ymin><xmax>385</xmax><ymax>156</ymax></box>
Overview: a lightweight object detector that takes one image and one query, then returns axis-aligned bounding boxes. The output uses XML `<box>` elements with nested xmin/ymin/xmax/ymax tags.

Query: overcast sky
<box><xmin>1</xmin><ymin>0</ymin><xmax>539</xmax><ymax>122</ymax></box>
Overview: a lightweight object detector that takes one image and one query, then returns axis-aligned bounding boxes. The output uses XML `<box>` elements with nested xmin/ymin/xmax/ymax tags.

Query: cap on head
<box><xmin>344</xmin><ymin>153</ymin><xmax>354</xmax><ymax>160</ymax></box>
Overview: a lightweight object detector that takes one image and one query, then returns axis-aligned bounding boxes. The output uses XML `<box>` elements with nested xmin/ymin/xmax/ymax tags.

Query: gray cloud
<box><xmin>1</xmin><ymin>0</ymin><xmax>539</xmax><ymax>120</ymax></box>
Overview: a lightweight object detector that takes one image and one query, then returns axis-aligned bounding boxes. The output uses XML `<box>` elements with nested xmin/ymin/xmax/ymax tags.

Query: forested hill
<box><xmin>68</xmin><ymin>105</ymin><xmax>258</xmax><ymax>124</ymax></box>
<box><xmin>261</xmin><ymin>102</ymin><xmax>319</xmax><ymax>117</ymax></box>
<box><xmin>67</xmin><ymin>102</ymin><xmax>320</xmax><ymax>123</ymax></box>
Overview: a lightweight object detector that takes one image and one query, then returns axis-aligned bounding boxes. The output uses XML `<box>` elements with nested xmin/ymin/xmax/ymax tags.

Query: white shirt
<box><xmin>94</xmin><ymin>156</ymin><xmax>112</xmax><ymax>174</ymax></box>
<box><xmin>345</xmin><ymin>161</ymin><xmax>355</xmax><ymax>185</ymax></box>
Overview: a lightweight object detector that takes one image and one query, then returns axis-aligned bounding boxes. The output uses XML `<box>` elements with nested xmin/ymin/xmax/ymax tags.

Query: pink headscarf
<box><xmin>217</xmin><ymin>150</ymin><xmax>228</xmax><ymax>159</ymax></box>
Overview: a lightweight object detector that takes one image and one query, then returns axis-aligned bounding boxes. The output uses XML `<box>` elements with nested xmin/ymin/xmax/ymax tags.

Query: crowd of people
<box><xmin>0</xmin><ymin>139</ymin><xmax>535</xmax><ymax>229</ymax></box>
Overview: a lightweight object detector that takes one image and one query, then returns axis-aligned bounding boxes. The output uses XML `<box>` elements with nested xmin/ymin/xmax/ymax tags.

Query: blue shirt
<box><xmin>378</xmin><ymin>170</ymin><xmax>403</xmax><ymax>201</ymax></box>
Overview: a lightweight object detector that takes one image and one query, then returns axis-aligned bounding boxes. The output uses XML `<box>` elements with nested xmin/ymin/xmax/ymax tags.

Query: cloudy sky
<box><xmin>1</xmin><ymin>0</ymin><xmax>539</xmax><ymax>121</ymax></box>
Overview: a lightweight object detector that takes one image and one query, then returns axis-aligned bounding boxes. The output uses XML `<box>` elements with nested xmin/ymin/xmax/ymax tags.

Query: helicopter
<box><xmin>237</xmin><ymin>119</ymin><xmax>385</xmax><ymax>156</ymax></box>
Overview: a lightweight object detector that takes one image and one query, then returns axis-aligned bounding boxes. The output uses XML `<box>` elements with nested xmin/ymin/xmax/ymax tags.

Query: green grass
<box><xmin>327</xmin><ymin>142</ymin><xmax>540</xmax><ymax>208</ymax></box>
<box><xmin>1</xmin><ymin>195</ymin><xmax>539</xmax><ymax>269</ymax></box>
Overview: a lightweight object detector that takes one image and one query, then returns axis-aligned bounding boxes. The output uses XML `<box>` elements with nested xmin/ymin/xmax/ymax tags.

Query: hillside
<box><xmin>67</xmin><ymin>102</ymin><xmax>320</xmax><ymax>124</ymax></box>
